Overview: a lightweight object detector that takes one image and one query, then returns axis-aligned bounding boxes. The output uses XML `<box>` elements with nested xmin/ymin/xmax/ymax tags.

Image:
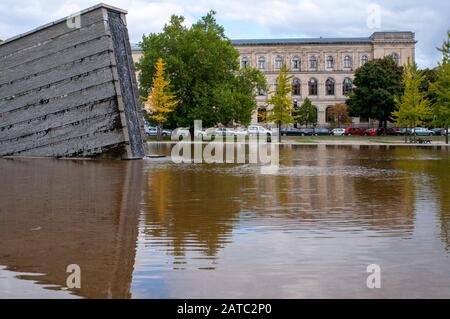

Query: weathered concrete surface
<box><xmin>0</xmin><ymin>4</ymin><xmax>147</xmax><ymax>159</ymax></box>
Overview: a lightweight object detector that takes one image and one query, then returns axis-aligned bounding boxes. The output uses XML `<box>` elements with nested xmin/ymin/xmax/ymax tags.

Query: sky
<box><xmin>0</xmin><ymin>0</ymin><xmax>449</xmax><ymax>68</ymax></box>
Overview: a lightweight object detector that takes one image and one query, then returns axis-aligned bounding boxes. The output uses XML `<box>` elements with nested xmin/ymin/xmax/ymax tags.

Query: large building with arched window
<box><xmin>131</xmin><ymin>31</ymin><xmax>415</xmax><ymax>127</ymax></box>
<box><xmin>233</xmin><ymin>31</ymin><xmax>416</xmax><ymax>127</ymax></box>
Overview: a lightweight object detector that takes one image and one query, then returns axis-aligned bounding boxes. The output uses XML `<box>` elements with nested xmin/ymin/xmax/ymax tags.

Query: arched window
<box><xmin>292</xmin><ymin>56</ymin><xmax>300</xmax><ymax>70</ymax></box>
<box><xmin>326</xmin><ymin>78</ymin><xmax>335</xmax><ymax>95</ymax></box>
<box><xmin>257</xmin><ymin>108</ymin><xmax>267</xmax><ymax>123</ymax></box>
<box><xmin>343</xmin><ymin>55</ymin><xmax>352</xmax><ymax>68</ymax></box>
<box><xmin>361</xmin><ymin>54</ymin><xmax>369</xmax><ymax>66</ymax></box>
<box><xmin>309</xmin><ymin>56</ymin><xmax>318</xmax><ymax>70</ymax></box>
<box><xmin>241</xmin><ymin>56</ymin><xmax>249</xmax><ymax>69</ymax></box>
<box><xmin>292</xmin><ymin>78</ymin><xmax>301</xmax><ymax>96</ymax></box>
<box><xmin>308</xmin><ymin>78</ymin><xmax>318</xmax><ymax>96</ymax></box>
<box><xmin>391</xmin><ymin>52</ymin><xmax>400</xmax><ymax>66</ymax></box>
<box><xmin>275</xmin><ymin>56</ymin><xmax>283</xmax><ymax>69</ymax></box>
<box><xmin>258</xmin><ymin>57</ymin><xmax>266</xmax><ymax>70</ymax></box>
<box><xmin>326</xmin><ymin>56</ymin><xmax>334</xmax><ymax>69</ymax></box>
<box><xmin>343</xmin><ymin>78</ymin><xmax>353</xmax><ymax>95</ymax></box>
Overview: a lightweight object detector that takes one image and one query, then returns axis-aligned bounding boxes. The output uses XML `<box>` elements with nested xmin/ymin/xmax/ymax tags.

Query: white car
<box><xmin>332</xmin><ymin>128</ymin><xmax>346</xmax><ymax>136</ymax></box>
<box><xmin>234</xmin><ymin>127</ymin><xmax>248</xmax><ymax>137</ymax></box>
<box><xmin>247</xmin><ymin>125</ymin><xmax>272</xmax><ymax>142</ymax></box>
<box><xmin>413</xmin><ymin>127</ymin><xmax>435</xmax><ymax>136</ymax></box>
<box><xmin>172</xmin><ymin>128</ymin><xmax>191</xmax><ymax>140</ymax></box>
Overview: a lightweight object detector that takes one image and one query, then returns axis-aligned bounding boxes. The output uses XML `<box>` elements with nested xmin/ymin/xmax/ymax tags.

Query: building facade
<box><xmin>131</xmin><ymin>31</ymin><xmax>416</xmax><ymax>127</ymax></box>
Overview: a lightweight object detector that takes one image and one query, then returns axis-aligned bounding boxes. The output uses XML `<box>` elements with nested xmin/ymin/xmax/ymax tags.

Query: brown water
<box><xmin>0</xmin><ymin>145</ymin><xmax>449</xmax><ymax>299</ymax></box>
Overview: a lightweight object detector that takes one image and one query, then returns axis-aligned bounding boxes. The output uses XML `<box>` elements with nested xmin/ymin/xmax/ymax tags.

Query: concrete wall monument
<box><xmin>0</xmin><ymin>4</ymin><xmax>148</xmax><ymax>159</ymax></box>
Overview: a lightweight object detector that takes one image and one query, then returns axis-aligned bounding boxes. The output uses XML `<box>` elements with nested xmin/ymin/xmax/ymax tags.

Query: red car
<box><xmin>364</xmin><ymin>128</ymin><xmax>378</xmax><ymax>136</ymax></box>
<box><xmin>344</xmin><ymin>128</ymin><xmax>366</xmax><ymax>136</ymax></box>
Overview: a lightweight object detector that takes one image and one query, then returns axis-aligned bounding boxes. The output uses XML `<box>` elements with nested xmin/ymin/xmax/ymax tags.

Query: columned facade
<box><xmin>131</xmin><ymin>32</ymin><xmax>416</xmax><ymax>127</ymax></box>
<box><xmin>233</xmin><ymin>32</ymin><xmax>416</xmax><ymax>127</ymax></box>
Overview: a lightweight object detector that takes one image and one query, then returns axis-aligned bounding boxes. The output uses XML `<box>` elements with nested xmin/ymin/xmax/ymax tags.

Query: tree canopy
<box><xmin>347</xmin><ymin>56</ymin><xmax>403</xmax><ymax>128</ymax></box>
<box><xmin>143</xmin><ymin>58</ymin><xmax>179</xmax><ymax>139</ymax></box>
<box><xmin>136</xmin><ymin>11</ymin><xmax>266</xmax><ymax>128</ymax></box>
<box><xmin>392</xmin><ymin>60</ymin><xmax>431</xmax><ymax>141</ymax></box>
<box><xmin>430</xmin><ymin>30</ymin><xmax>450</xmax><ymax>144</ymax></box>
<box><xmin>267</xmin><ymin>64</ymin><xmax>294</xmax><ymax>140</ymax></box>
<box><xmin>297</xmin><ymin>98</ymin><xmax>317</xmax><ymax>128</ymax></box>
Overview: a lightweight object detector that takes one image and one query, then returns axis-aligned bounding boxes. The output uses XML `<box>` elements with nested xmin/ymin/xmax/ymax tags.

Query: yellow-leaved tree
<box><xmin>392</xmin><ymin>59</ymin><xmax>431</xmax><ymax>143</ymax></box>
<box><xmin>143</xmin><ymin>58</ymin><xmax>179</xmax><ymax>140</ymax></box>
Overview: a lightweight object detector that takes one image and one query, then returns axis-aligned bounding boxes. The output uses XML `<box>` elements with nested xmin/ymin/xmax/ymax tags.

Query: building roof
<box><xmin>129</xmin><ymin>37</ymin><xmax>372</xmax><ymax>52</ymax></box>
<box><xmin>130</xmin><ymin>32</ymin><xmax>415</xmax><ymax>51</ymax></box>
<box><xmin>230</xmin><ymin>37</ymin><xmax>373</xmax><ymax>46</ymax></box>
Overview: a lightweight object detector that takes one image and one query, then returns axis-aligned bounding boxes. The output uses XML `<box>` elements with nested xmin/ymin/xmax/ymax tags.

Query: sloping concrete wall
<box><xmin>0</xmin><ymin>4</ymin><xmax>147</xmax><ymax>159</ymax></box>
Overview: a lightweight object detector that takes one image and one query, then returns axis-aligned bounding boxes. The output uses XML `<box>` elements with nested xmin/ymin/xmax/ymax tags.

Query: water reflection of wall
<box><xmin>0</xmin><ymin>159</ymin><xmax>143</xmax><ymax>298</ymax></box>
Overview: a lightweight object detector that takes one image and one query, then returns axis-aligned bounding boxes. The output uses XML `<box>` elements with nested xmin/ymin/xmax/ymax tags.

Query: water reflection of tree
<box><xmin>391</xmin><ymin>147</ymin><xmax>450</xmax><ymax>249</ymax></box>
<box><xmin>144</xmin><ymin>165</ymin><xmax>241</xmax><ymax>259</ymax></box>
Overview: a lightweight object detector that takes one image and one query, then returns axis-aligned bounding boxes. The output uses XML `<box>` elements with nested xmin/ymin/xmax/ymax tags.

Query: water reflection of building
<box><xmin>236</xmin><ymin>145</ymin><xmax>416</xmax><ymax>234</ymax></box>
<box><xmin>0</xmin><ymin>159</ymin><xmax>143</xmax><ymax>298</ymax></box>
<box><xmin>142</xmin><ymin>145</ymin><xmax>418</xmax><ymax>267</ymax></box>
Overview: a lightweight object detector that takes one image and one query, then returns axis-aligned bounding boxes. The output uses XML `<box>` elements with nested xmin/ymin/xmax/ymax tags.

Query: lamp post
<box><xmin>293</xmin><ymin>99</ymin><xmax>299</xmax><ymax>128</ymax></box>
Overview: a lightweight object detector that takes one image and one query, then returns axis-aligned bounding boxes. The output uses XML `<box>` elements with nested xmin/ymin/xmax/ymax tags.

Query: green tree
<box><xmin>430</xmin><ymin>31</ymin><xmax>450</xmax><ymax>144</ymax></box>
<box><xmin>392</xmin><ymin>60</ymin><xmax>432</xmax><ymax>142</ymax></box>
<box><xmin>328</xmin><ymin>103</ymin><xmax>352</xmax><ymax>128</ymax></box>
<box><xmin>297</xmin><ymin>98</ymin><xmax>317</xmax><ymax>128</ymax></box>
<box><xmin>267</xmin><ymin>64</ymin><xmax>294</xmax><ymax>141</ymax></box>
<box><xmin>143</xmin><ymin>58</ymin><xmax>179</xmax><ymax>140</ymax></box>
<box><xmin>347</xmin><ymin>56</ymin><xmax>403</xmax><ymax>130</ymax></box>
<box><xmin>136</xmin><ymin>12</ymin><xmax>265</xmax><ymax>129</ymax></box>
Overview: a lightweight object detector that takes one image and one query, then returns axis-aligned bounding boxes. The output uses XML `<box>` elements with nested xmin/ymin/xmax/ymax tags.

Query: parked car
<box><xmin>196</xmin><ymin>127</ymin><xmax>216</xmax><ymax>139</ymax></box>
<box><xmin>313</xmin><ymin>128</ymin><xmax>333</xmax><ymax>136</ymax></box>
<box><xmin>281</xmin><ymin>128</ymin><xmax>303</xmax><ymax>136</ymax></box>
<box><xmin>344</xmin><ymin>128</ymin><xmax>366</xmax><ymax>136</ymax></box>
<box><xmin>233</xmin><ymin>127</ymin><xmax>247</xmax><ymax>136</ymax></box>
<box><xmin>379</xmin><ymin>128</ymin><xmax>402</xmax><ymax>136</ymax></box>
<box><xmin>332</xmin><ymin>128</ymin><xmax>346</xmax><ymax>136</ymax></box>
<box><xmin>298</xmin><ymin>128</ymin><xmax>315</xmax><ymax>136</ymax></box>
<box><xmin>364</xmin><ymin>128</ymin><xmax>378</xmax><ymax>136</ymax></box>
<box><xmin>144</xmin><ymin>126</ymin><xmax>157</xmax><ymax>136</ymax></box>
<box><xmin>430</xmin><ymin>128</ymin><xmax>446</xmax><ymax>136</ymax></box>
<box><xmin>412</xmin><ymin>127</ymin><xmax>435</xmax><ymax>136</ymax></box>
<box><xmin>172</xmin><ymin>127</ymin><xmax>191</xmax><ymax>140</ymax></box>
<box><xmin>247</xmin><ymin>125</ymin><xmax>272</xmax><ymax>142</ymax></box>
<box><xmin>144</xmin><ymin>126</ymin><xmax>172</xmax><ymax>137</ymax></box>
<box><xmin>210</xmin><ymin>128</ymin><xmax>236</xmax><ymax>139</ymax></box>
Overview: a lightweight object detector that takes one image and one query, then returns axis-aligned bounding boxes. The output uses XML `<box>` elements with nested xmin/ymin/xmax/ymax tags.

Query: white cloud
<box><xmin>0</xmin><ymin>0</ymin><xmax>449</xmax><ymax>68</ymax></box>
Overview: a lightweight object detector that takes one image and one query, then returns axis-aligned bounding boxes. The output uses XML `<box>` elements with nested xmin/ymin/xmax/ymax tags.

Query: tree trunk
<box><xmin>278</xmin><ymin>121</ymin><xmax>282</xmax><ymax>143</ymax></box>
<box><xmin>157</xmin><ymin>122</ymin><xmax>163</xmax><ymax>142</ymax></box>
